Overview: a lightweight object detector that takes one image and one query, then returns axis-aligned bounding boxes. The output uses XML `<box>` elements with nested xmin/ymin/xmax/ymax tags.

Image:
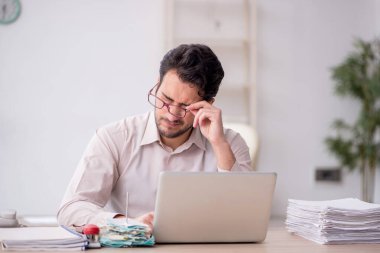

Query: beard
<box><xmin>155</xmin><ymin>115</ymin><xmax>193</xmax><ymax>139</ymax></box>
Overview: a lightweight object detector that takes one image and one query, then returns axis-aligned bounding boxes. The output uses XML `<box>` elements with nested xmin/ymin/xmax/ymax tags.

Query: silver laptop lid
<box><xmin>153</xmin><ymin>171</ymin><xmax>277</xmax><ymax>243</ymax></box>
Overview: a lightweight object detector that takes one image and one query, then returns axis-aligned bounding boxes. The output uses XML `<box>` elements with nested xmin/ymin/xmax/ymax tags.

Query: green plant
<box><xmin>325</xmin><ymin>38</ymin><xmax>380</xmax><ymax>203</ymax></box>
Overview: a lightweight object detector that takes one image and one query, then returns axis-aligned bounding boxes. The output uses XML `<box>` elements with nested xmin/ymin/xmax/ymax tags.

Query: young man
<box><xmin>57</xmin><ymin>44</ymin><xmax>252</xmax><ymax>229</ymax></box>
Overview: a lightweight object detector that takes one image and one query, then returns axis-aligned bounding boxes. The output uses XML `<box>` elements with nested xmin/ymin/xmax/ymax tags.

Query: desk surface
<box><xmin>96</xmin><ymin>223</ymin><xmax>380</xmax><ymax>253</ymax></box>
<box><xmin>3</xmin><ymin>220</ymin><xmax>380</xmax><ymax>253</ymax></box>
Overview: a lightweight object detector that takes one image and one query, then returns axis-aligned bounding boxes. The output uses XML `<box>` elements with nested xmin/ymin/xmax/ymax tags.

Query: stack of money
<box><xmin>100</xmin><ymin>219</ymin><xmax>154</xmax><ymax>247</ymax></box>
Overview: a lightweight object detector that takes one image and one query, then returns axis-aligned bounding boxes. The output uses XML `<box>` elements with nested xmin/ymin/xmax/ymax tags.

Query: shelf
<box><xmin>165</xmin><ymin>0</ymin><xmax>256</xmax><ymax>125</ymax></box>
<box><xmin>172</xmin><ymin>38</ymin><xmax>251</xmax><ymax>48</ymax></box>
<box><xmin>219</xmin><ymin>84</ymin><xmax>250</xmax><ymax>91</ymax></box>
<box><xmin>170</xmin><ymin>0</ymin><xmax>250</xmax><ymax>42</ymax></box>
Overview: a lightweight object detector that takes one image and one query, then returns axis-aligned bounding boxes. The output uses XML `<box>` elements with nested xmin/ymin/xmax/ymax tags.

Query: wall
<box><xmin>0</xmin><ymin>0</ymin><xmax>379</xmax><ymax>217</ymax></box>
<box><xmin>0</xmin><ymin>0</ymin><xmax>164</xmax><ymax>215</ymax></box>
<box><xmin>256</xmin><ymin>0</ymin><xmax>380</xmax><ymax>216</ymax></box>
<box><xmin>377</xmin><ymin>0</ymin><xmax>380</xmax><ymax>34</ymax></box>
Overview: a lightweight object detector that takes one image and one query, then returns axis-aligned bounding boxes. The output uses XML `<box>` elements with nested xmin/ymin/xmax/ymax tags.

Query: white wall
<box><xmin>0</xmin><ymin>0</ymin><xmax>164</xmax><ymax>215</ymax></box>
<box><xmin>377</xmin><ymin>0</ymin><xmax>380</xmax><ymax>34</ymax></box>
<box><xmin>0</xmin><ymin>0</ymin><xmax>379</xmax><ymax>217</ymax></box>
<box><xmin>256</xmin><ymin>0</ymin><xmax>380</xmax><ymax>216</ymax></box>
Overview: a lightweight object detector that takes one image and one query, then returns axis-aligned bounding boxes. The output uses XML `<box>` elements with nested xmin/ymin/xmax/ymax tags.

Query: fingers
<box><xmin>143</xmin><ymin>212</ymin><xmax>154</xmax><ymax>226</ymax></box>
<box><xmin>194</xmin><ymin>108</ymin><xmax>222</xmax><ymax>129</ymax></box>
<box><xmin>193</xmin><ymin>108</ymin><xmax>214</xmax><ymax>128</ymax></box>
<box><xmin>186</xmin><ymin>101</ymin><xmax>211</xmax><ymax>115</ymax></box>
<box><xmin>136</xmin><ymin>212</ymin><xmax>154</xmax><ymax>233</ymax></box>
<box><xmin>187</xmin><ymin>101</ymin><xmax>220</xmax><ymax>128</ymax></box>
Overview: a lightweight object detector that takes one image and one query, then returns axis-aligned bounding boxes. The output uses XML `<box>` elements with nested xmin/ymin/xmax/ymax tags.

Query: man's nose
<box><xmin>166</xmin><ymin>112</ymin><xmax>181</xmax><ymax>122</ymax></box>
<box><xmin>164</xmin><ymin>105</ymin><xmax>182</xmax><ymax>120</ymax></box>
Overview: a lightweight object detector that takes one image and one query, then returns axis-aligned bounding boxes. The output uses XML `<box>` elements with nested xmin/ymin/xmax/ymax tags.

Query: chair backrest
<box><xmin>223</xmin><ymin>122</ymin><xmax>259</xmax><ymax>170</ymax></box>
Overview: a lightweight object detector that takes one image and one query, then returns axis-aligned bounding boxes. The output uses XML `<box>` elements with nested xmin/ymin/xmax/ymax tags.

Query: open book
<box><xmin>0</xmin><ymin>226</ymin><xmax>88</xmax><ymax>251</ymax></box>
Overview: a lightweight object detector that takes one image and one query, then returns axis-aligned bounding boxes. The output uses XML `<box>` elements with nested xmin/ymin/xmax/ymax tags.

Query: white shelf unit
<box><xmin>164</xmin><ymin>0</ymin><xmax>257</xmax><ymax>125</ymax></box>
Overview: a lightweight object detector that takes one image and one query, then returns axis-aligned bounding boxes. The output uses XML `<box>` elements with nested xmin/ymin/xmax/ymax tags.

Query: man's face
<box><xmin>154</xmin><ymin>69</ymin><xmax>202</xmax><ymax>139</ymax></box>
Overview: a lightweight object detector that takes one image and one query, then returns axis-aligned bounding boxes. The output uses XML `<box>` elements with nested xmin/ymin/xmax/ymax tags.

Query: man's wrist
<box><xmin>212</xmin><ymin>141</ymin><xmax>236</xmax><ymax>170</ymax></box>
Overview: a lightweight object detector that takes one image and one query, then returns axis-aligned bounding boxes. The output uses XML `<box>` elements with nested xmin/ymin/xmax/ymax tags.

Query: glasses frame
<box><xmin>148</xmin><ymin>83</ymin><xmax>189</xmax><ymax>118</ymax></box>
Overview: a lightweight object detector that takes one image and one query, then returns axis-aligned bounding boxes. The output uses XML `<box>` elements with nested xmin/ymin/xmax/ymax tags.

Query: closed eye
<box><xmin>161</xmin><ymin>93</ymin><xmax>190</xmax><ymax>108</ymax></box>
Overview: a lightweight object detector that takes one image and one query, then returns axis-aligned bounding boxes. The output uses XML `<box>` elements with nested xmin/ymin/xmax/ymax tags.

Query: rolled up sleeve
<box><xmin>57</xmin><ymin>128</ymin><xmax>121</xmax><ymax>227</ymax></box>
<box><xmin>217</xmin><ymin>129</ymin><xmax>252</xmax><ymax>172</ymax></box>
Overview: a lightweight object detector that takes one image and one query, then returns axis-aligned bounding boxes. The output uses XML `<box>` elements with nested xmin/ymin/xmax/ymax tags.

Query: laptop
<box><xmin>153</xmin><ymin>171</ymin><xmax>277</xmax><ymax>243</ymax></box>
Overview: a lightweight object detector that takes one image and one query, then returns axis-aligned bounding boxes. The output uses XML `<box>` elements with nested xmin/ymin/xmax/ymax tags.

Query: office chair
<box><xmin>223</xmin><ymin>122</ymin><xmax>259</xmax><ymax>170</ymax></box>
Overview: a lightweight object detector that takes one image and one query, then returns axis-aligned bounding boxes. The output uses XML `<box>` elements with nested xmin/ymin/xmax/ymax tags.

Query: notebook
<box><xmin>153</xmin><ymin>171</ymin><xmax>277</xmax><ymax>243</ymax></box>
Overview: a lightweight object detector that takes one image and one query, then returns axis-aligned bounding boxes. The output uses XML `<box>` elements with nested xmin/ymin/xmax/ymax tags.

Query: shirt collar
<box><xmin>140</xmin><ymin>111</ymin><xmax>207</xmax><ymax>152</ymax></box>
<box><xmin>188</xmin><ymin>125</ymin><xmax>207</xmax><ymax>151</ymax></box>
<box><xmin>140</xmin><ymin>111</ymin><xmax>160</xmax><ymax>146</ymax></box>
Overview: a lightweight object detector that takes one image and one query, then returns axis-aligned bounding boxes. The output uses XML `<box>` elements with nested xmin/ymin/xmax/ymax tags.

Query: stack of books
<box><xmin>286</xmin><ymin>198</ymin><xmax>380</xmax><ymax>244</ymax></box>
<box><xmin>0</xmin><ymin>226</ymin><xmax>88</xmax><ymax>251</ymax></box>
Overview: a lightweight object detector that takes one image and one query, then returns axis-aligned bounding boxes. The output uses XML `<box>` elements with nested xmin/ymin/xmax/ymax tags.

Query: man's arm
<box><xmin>57</xmin><ymin>128</ymin><xmax>122</xmax><ymax>227</ymax></box>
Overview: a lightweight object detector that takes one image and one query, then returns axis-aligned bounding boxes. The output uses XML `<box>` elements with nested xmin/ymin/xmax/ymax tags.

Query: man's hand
<box><xmin>187</xmin><ymin>101</ymin><xmax>236</xmax><ymax>170</ymax></box>
<box><xmin>187</xmin><ymin>101</ymin><xmax>225</xmax><ymax>145</ymax></box>
<box><xmin>135</xmin><ymin>212</ymin><xmax>154</xmax><ymax>232</ymax></box>
<box><xmin>114</xmin><ymin>212</ymin><xmax>154</xmax><ymax>233</ymax></box>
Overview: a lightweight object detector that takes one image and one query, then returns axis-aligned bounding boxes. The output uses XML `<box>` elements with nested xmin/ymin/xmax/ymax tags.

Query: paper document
<box><xmin>285</xmin><ymin>198</ymin><xmax>380</xmax><ymax>244</ymax></box>
<box><xmin>0</xmin><ymin>226</ymin><xmax>88</xmax><ymax>251</ymax></box>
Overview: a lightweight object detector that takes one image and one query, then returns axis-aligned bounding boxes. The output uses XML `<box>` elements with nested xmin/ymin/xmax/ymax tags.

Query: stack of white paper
<box><xmin>0</xmin><ymin>226</ymin><xmax>88</xmax><ymax>251</ymax></box>
<box><xmin>286</xmin><ymin>198</ymin><xmax>380</xmax><ymax>244</ymax></box>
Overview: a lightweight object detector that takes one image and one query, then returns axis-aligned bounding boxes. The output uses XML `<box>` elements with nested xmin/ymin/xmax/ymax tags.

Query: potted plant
<box><xmin>325</xmin><ymin>38</ymin><xmax>380</xmax><ymax>203</ymax></box>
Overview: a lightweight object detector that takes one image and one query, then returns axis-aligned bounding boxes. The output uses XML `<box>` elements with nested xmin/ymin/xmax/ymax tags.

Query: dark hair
<box><xmin>159</xmin><ymin>44</ymin><xmax>224</xmax><ymax>101</ymax></box>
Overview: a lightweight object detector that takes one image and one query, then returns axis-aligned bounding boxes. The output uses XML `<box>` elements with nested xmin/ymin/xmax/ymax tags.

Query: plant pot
<box><xmin>361</xmin><ymin>166</ymin><xmax>376</xmax><ymax>203</ymax></box>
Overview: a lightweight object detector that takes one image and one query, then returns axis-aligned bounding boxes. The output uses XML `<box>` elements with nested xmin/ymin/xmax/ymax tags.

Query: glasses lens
<box><xmin>148</xmin><ymin>93</ymin><xmax>187</xmax><ymax>118</ymax></box>
<box><xmin>168</xmin><ymin>105</ymin><xmax>187</xmax><ymax>118</ymax></box>
<box><xmin>148</xmin><ymin>94</ymin><xmax>164</xmax><ymax>109</ymax></box>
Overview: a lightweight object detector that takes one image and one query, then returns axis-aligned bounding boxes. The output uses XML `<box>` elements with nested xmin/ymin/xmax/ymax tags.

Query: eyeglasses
<box><xmin>148</xmin><ymin>85</ymin><xmax>189</xmax><ymax>118</ymax></box>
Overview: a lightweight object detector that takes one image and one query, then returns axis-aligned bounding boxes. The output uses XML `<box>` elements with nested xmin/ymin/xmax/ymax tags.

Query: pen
<box><xmin>126</xmin><ymin>192</ymin><xmax>129</xmax><ymax>224</ymax></box>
